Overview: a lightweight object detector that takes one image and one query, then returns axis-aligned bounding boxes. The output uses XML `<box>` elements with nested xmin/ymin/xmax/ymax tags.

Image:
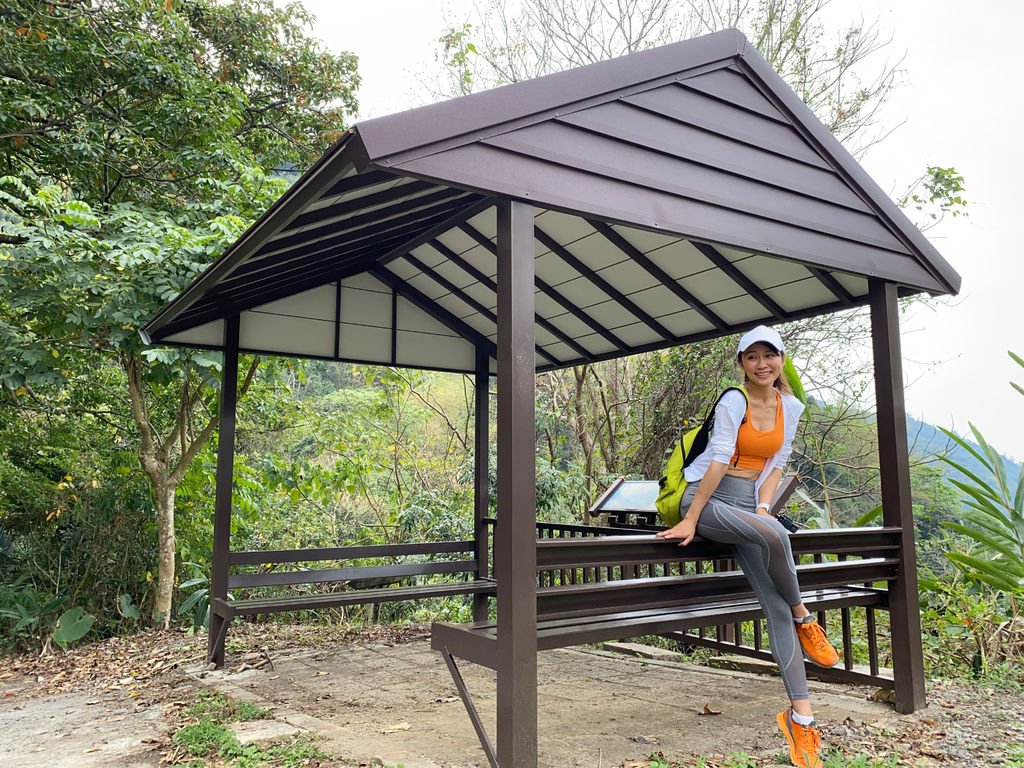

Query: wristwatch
<box><xmin>756</xmin><ymin>502</ymin><xmax>770</xmax><ymax>513</ymax></box>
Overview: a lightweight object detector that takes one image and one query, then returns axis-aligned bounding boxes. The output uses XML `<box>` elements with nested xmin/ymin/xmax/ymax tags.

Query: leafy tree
<box><xmin>0</xmin><ymin>0</ymin><xmax>359</xmax><ymax>627</ymax></box>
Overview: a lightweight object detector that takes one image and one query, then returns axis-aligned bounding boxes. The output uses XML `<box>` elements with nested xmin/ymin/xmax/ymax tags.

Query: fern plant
<box><xmin>938</xmin><ymin>351</ymin><xmax>1024</xmax><ymax>595</ymax></box>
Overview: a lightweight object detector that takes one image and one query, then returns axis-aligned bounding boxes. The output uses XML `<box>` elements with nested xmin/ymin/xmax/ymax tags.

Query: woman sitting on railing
<box><xmin>656</xmin><ymin>325</ymin><xmax>839</xmax><ymax>768</ymax></box>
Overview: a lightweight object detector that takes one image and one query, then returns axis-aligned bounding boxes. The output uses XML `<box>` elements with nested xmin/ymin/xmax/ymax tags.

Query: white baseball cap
<box><xmin>737</xmin><ymin>325</ymin><xmax>784</xmax><ymax>355</ymax></box>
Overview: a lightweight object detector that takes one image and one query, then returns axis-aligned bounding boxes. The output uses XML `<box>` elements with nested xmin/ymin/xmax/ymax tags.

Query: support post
<box><xmin>473</xmin><ymin>346</ymin><xmax>491</xmax><ymax>622</ymax></box>
<box><xmin>207</xmin><ymin>314</ymin><xmax>240</xmax><ymax>667</ymax></box>
<box><xmin>869</xmin><ymin>280</ymin><xmax>926</xmax><ymax>713</ymax></box>
<box><xmin>495</xmin><ymin>198</ymin><xmax>537</xmax><ymax>766</ymax></box>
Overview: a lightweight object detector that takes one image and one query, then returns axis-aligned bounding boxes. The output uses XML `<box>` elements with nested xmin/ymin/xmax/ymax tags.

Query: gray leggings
<box><xmin>681</xmin><ymin>474</ymin><xmax>808</xmax><ymax>700</ymax></box>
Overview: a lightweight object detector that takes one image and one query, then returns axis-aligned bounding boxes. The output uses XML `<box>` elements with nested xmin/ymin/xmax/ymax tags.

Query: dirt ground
<box><xmin>1</xmin><ymin>625</ymin><xmax>1022</xmax><ymax>767</ymax></box>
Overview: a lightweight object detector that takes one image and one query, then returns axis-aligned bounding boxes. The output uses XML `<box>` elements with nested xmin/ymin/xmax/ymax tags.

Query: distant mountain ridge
<box><xmin>906</xmin><ymin>414</ymin><xmax>1021</xmax><ymax>490</ymax></box>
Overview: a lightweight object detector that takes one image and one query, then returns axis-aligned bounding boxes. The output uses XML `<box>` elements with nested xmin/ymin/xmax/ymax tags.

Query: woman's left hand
<box><xmin>656</xmin><ymin>517</ymin><xmax>697</xmax><ymax>546</ymax></box>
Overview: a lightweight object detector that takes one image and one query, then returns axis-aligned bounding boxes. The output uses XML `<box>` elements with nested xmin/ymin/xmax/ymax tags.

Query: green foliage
<box><xmin>899</xmin><ymin>166</ymin><xmax>969</xmax><ymax>228</ymax></box>
<box><xmin>0</xmin><ymin>0</ymin><xmax>360</xmax><ymax>628</ymax></box>
<box><xmin>937</xmin><ymin>351</ymin><xmax>1024</xmax><ymax>596</ymax></box>
<box><xmin>172</xmin><ymin>719</ymin><xmax>240</xmax><ymax>759</ymax></box>
<box><xmin>438</xmin><ymin>23</ymin><xmax>478</xmax><ymax>96</ymax></box>
<box><xmin>0</xmin><ymin>0</ymin><xmax>359</xmax><ymax>208</ymax></box>
<box><xmin>918</xmin><ymin>569</ymin><xmax>1006</xmax><ymax>677</ymax></box>
<box><xmin>177</xmin><ymin>562</ymin><xmax>213</xmax><ymax>633</ymax></box>
<box><xmin>0</xmin><ymin>579</ymin><xmax>94</xmax><ymax>653</ymax></box>
<box><xmin>118</xmin><ymin>593</ymin><xmax>142</xmax><ymax>621</ymax></box>
<box><xmin>0</xmin><ymin>174</ymin><xmax>260</xmax><ymax>389</ymax></box>
<box><xmin>0</xmin><ymin>578</ymin><xmax>64</xmax><ymax>652</ymax></box>
<box><xmin>51</xmin><ymin>606</ymin><xmax>95</xmax><ymax>650</ymax></box>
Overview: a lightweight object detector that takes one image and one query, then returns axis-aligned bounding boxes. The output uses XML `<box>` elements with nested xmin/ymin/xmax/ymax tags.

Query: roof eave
<box><xmin>142</xmin><ymin>129</ymin><xmax>368</xmax><ymax>343</ymax></box>
<box><xmin>734</xmin><ymin>41</ymin><xmax>961</xmax><ymax>297</ymax></box>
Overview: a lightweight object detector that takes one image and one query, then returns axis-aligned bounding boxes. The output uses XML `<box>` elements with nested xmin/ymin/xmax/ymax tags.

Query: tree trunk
<box><xmin>152</xmin><ymin>478</ymin><xmax>177</xmax><ymax>628</ymax></box>
<box><xmin>123</xmin><ymin>352</ymin><xmax>259</xmax><ymax>630</ymax></box>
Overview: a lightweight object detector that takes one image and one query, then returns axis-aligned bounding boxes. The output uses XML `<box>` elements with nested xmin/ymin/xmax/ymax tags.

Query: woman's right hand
<box><xmin>655</xmin><ymin>516</ymin><xmax>698</xmax><ymax>546</ymax></box>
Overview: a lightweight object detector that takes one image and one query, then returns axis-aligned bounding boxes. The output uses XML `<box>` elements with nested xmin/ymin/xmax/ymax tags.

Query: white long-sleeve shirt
<box><xmin>683</xmin><ymin>388</ymin><xmax>805</xmax><ymax>504</ymax></box>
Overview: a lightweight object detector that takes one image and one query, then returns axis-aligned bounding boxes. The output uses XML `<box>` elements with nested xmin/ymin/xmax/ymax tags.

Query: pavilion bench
<box><xmin>208</xmin><ymin>540</ymin><xmax>495</xmax><ymax>660</ymax></box>
<box><xmin>431</xmin><ymin>527</ymin><xmax>900</xmax><ymax>767</ymax></box>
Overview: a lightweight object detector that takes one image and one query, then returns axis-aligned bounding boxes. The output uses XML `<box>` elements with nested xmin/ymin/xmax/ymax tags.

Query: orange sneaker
<box><xmin>776</xmin><ymin>708</ymin><xmax>823</xmax><ymax>768</ymax></box>
<box><xmin>795</xmin><ymin>616</ymin><xmax>839</xmax><ymax>667</ymax></box>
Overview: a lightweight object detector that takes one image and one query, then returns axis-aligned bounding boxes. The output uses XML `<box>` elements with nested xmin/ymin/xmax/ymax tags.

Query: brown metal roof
<box><xmin>142</xmin><ymin>28</ymin><xmax>960</xmax><ymax>374</ymax></box>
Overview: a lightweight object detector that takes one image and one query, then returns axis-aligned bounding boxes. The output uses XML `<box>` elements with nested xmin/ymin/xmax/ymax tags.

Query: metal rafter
<box><xmin>457</xmin><ymin>221</ymin><xmax>629</xmax><ymax>353</ymax></box>
<box><xmin>284</xmin><ymin>178</ymin><xmax>436</xmax><ymax>232</ymax></box>
<box><xmin>427</xmin><ymin>238</ymin><xmax>594</xmax><ymax>361</ymax></box>
<box><xmin>807</xmin><ymin>266</ymin><xmax>856</xmax><ymax>306</ymax></box>
<box><xmin>533</xmin><ymin>225</ymin><xmax>675</xmax><ymax>341</ymax></box>
<box><xmin>586</xmin><ymin>219</ymin><xmax>728</xmax><ymax>331</ymax></box>
<box><xmin>236</xmin><ymin>188</ymin><xmax>478</xmax><ymax>278</ymax></box>
<box><xmin>401</xmin><ymin>252</ymin><xmax>561</xmax><ymax>368</ymax></box>
<box><xmin>691</xmin><ymin>241</ymin><xmax>787</xmax><ymax>320</ymax></box>
<box><xmin>368</xmin><ymin>266</ymin><xmax>498</xmax><ymax>361</ymax></box>
<box><xmin>164</xmin><ymin>205</ymin><xmax>478</xmax><ymax>336</ymax></box>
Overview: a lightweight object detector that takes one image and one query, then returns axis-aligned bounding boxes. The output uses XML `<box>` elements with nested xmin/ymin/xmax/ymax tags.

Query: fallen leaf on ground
<box><xmin>699</xmin><ymin>703</ymin><xmax>722</xmax><ymax>716</ymax></box>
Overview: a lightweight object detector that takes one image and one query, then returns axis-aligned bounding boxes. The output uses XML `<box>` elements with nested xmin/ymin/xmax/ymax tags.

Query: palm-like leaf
<box><xmin>944</xmin><ymin>552</ymin><xmax>1024</xmax><ymax>593</ymax></box>
<box><xmin>938</xmin><ymin>349</ymin><xmax>1023</xmax><ymax>594</ymax></box>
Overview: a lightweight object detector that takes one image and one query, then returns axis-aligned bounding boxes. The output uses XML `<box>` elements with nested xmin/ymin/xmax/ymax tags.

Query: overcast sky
<box><xmin>290</xmin><ymin>0</ymin><xmax>1023</xmax><ymax>461</ymax></box>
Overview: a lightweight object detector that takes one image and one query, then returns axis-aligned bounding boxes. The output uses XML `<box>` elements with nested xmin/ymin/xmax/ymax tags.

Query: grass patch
<box><xmin>172</xmin><ymin>722</ymin><xmax>333</xmax><ymax>766</ymax></box>
<box><xmin>173</xmin><ymin>719</ymin><xmax>239</xmax><ymax>758</ymax></box>
<box><xmin>185</xmin><ymin>689</ymin><xmax>269</xmax><ymax>722</ymax></box>
<box><xmin>173</xmin><ymin>689</ymin><xmax>337</xmax><ymax>767</ymax></box>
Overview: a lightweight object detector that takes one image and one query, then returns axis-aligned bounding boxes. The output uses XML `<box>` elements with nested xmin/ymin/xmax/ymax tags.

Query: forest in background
<box><xmin>0</xmin><ymin>0</ymin><xmax>1020</xmax><ymax>685</ymax></box>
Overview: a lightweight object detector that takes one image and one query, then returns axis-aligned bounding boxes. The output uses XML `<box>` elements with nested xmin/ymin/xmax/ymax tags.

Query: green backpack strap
<box><xmin>654</xmin><ymin>386</ymin><xmax>747</xmax><ymax>526</ymax></box>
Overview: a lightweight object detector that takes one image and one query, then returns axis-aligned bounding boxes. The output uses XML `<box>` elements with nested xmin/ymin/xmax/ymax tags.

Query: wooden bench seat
<box><xmin>432</xmin><ymin>528</ymin><xmax>899</xmax><ymax>766</ymax></box>
<box><xmin>432</xmin><ymin>557</ymin><xmax>894</xmax><ymax>666</ymax></box>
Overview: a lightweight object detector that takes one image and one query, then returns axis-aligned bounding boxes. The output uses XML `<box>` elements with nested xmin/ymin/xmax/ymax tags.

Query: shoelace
<box><xmin>799</xmin><ymin>725</ymin><xmax>822</xmax><ymax>763</ymax></box>
<box><xmin>803</xmin><ymin>623</ymin><xmax>830</xmax><ymax>650</ymax></box>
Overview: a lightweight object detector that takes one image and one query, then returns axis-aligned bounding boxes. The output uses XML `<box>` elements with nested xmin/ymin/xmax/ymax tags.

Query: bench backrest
<box><xmin>226</xmin><ymin>540</ymin><xmax>480</xmax><ymax>590</ymax></box>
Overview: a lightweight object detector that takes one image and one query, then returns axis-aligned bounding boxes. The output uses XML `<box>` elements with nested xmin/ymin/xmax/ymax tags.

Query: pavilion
<box><xmin>143</xmin><ymin>28</ymin><xmax>960</xmax><ymax>767</ymax></box>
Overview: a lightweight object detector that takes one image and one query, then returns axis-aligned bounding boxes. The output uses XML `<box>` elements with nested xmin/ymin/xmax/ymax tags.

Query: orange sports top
<box><xmin>730</xmin><ymin>392</ymin><xmax>785</xmax><ymax>471</ymax></box>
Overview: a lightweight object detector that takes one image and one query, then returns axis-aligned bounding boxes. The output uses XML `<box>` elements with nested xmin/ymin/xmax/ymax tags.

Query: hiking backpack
<box><xmin>654</xmin><ymin>386</ymin><xmax>747</xmax><ymax>526</ymax></box>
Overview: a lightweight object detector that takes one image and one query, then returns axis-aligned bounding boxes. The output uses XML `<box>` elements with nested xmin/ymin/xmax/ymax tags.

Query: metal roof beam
<box><xmin>164</xmin><ymin>207</ymin><xmax>481</xmax><ymax>335</ymax></box>
<box><xmin>807</xmin><ymin>266</ymin><xmax>856</xmax><ymax>306</ymax></box>
<box><xmin>320</xmin><ymin>167</ymin><xmax>397</xmax><ymax>199</ymax></box>
<box><xmin>533</xmin><ymin>225</ymin><xmax>675</xmax><ymax>341</ymax></box>
<box><xmin>204</xmin><ymin>199</ymin><xmax>477</xmax><ymax>306</ymax></box>
<box><xmin>533</xmin><ymin>295</ymin><xmax>864</xmax><ymax>373</ymax></box>
<box><xmin>368</xmin><ymin>266</ymin><xmax>498</xmax><ymax>361</ymax></box>
<box><xmin>283</xmin><ymin>178</ymin><xmax>436</xmax><ymax>232</ymax></box>
<box><xmin>585</xmin><ymin>220</ymin><xmax>728</xmax><ymax>332</ymax></box>
<box><xmin>249</xmin><ymin>187</ymin><xmax>475</xmax><ymax>265</ymax></box>
<box><xmin>691</xmin><ymin>241</ymin><xmax>787</xmax><ymax>320</ymax></box>
<box><xmin>402</xmin><ymin>253</ymin><xmax>561</xmax><ymax>368</ymax></box>
<box><xmin>457</xmin><ymin>221</ymin><xmax>629</xmax><ymax>353</ymax></box>
<box><xmin>427</xmin><ymin>238</ymin><xmax>594</xmax><ymax>362</ymax></box>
